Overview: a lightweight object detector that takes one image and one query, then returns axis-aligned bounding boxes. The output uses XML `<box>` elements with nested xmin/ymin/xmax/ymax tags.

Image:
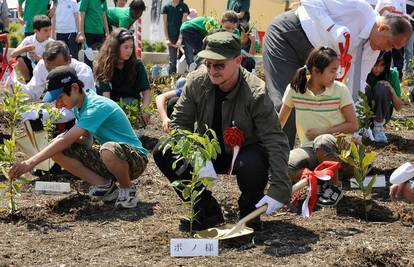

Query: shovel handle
<box><xmin>238</xmin><ymin>178</ymin><xmax>310</xmax><ymax>226</ymax></box>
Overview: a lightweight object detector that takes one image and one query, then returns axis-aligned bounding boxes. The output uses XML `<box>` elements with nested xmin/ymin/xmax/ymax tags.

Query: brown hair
<box><xmin>94</xmin><ymin>28</ymin><xmax>137</xmax><ymax>83</ymax></box>
<box><xmin>221</xmin><ymin>10</ymin><xmax>239</xmax><ymax>24</ymax></box>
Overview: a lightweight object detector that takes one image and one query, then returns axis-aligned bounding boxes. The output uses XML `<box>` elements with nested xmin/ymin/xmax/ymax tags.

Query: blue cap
<box><xmin>43</xmin><ymin>87</ymin><xmax>64</xmax><ymax>102</ymax></box>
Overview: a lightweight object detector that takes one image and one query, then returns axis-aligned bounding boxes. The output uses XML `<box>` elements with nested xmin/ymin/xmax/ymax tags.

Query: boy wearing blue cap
<box><xmin>9</xmin><ymin>66</ymin><xmax>148</xmax><ymax>209</ymax></box>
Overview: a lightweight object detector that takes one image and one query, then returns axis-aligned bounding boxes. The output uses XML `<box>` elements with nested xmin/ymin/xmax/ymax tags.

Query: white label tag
<box><xmin>350</xmin><ymin>175</ymin><xmax>386</xmax><ymax>189</ymax></box>
<box><xmin>170</xmin><ymin>239</ymin><xmax>219</xmax><ymax>257</ymax></box>
<box><xmin>35</xmin><ymin>181</ymin><xmax>71</xmax><ymax>194</ymax></box>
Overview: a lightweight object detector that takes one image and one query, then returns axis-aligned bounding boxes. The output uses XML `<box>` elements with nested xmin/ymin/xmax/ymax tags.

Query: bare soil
<box><xmin>0</xmin><ymin>99</ymin><xmax>413</xmax><ymax>267</ymax></box>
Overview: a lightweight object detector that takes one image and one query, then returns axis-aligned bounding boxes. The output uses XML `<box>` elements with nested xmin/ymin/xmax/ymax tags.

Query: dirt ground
<box><xmin>1</xmin><ymin>93</ymin><xmax>414</xmax><ymax>267</ymax></box>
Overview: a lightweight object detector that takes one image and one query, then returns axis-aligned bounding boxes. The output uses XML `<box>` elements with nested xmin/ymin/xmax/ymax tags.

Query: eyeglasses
<box><xmin>205</xmin><ymin>61</ymin><xmax>227</xmax><ymax>71</ymax></box>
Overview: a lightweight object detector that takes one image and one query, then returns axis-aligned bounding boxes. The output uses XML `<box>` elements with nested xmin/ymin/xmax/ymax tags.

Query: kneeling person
<box><xmin>9</xmin><ymin>66</ymin><xmax>148</xmax><ymax>209</ymax></box>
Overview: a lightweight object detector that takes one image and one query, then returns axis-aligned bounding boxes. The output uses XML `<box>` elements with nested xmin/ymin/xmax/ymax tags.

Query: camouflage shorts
<box><xmin>63</xmin><ymin>142</ymin><xmax>148</xmax><ymax>181</ymax></box>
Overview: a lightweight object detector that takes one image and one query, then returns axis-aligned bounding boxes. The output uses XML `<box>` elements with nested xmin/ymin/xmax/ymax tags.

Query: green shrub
<box><xmin>8</xmin><ymin>22</ymin><xmax>24</xmax><ymax>48</ymax></box>
<box><xmin>141</xmin><ymin>40</ymin><xmax>167</xmax><ymax>53</ymax></box>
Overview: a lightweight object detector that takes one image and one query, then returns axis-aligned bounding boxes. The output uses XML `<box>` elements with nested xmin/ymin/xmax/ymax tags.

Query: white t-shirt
<box><xmin>16</xmin><ymin>35</ymin><xmax>53</xmax><ymax>60</ymax></box>
<box><xmin>55</xmin><ymin>0</ymin><xmax>79</xmax><ymax>33</ymax></box>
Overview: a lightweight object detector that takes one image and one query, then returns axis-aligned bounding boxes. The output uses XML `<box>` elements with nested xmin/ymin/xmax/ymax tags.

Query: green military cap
<box><xmin>198</xmin><ymin>31</ymin><xmax>241</xmax><ymax>60</ymax></box>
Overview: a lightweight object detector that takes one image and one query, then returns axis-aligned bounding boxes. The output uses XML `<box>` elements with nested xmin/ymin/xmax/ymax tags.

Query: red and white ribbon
<box><xmin>336</xmin><ymin>33</ymin><xmax>352</xmax><ymax>82</ymax></box>
<box><xmin>223</xmin><ymin>126</ymin><xmax>245</xmax><ymax>175</ymax></box>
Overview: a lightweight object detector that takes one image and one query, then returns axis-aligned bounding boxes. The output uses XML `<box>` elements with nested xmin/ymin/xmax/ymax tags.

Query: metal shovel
<box><xmin>193</xmin><ymin>178</ymin><xmax>316</xmax><ymax>240</ymax></box>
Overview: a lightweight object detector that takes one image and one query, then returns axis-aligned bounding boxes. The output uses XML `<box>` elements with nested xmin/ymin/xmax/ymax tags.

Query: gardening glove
<box><xmin>328</xmin><ymin>24</ymin><xmax>350</xmax><ymax>46</ymax></box>
<box><xmin>255</xmin><ymin>195</ymin><xmax>284</xmax><ymax>215</ymax></box>
<box><xmin>21</xmin><ymin>110</ymin><xmax>39</xmax><ymax>122</ymax></box>
<box><xmin>198</xmin><ymin>160</ymin><xmax>217</xmax><ymax>179</ymax></box>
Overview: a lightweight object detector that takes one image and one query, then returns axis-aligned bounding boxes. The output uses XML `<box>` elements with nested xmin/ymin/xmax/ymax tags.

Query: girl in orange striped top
<box><xmin>278</xmin><ymin>46</ymin><xmax>358</xmax><ymax>207</ymax></box>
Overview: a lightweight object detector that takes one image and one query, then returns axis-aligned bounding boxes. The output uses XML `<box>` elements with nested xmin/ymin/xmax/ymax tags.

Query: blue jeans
<box><xmin>404</xmin><ymin>32</ymin><xmax>414</xmax><ymax>74</ymax></box>
<box><xmin>181</xmin><ymin>29</ymin><xmax>204</xmax><ymax>66</ymax></box>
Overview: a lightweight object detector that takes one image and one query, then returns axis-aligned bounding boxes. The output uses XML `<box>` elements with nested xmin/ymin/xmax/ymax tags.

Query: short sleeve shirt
<box><xmin>282</xmin><ymin>81</ymin><xmax>354</xmax><ymax>147</ymax></box>
<box><xmin>73</xmin><ymin>91</ymin><xmax>148</xmax><ymax>155</ymax></box>
<box><xmin>16</xmin><ymin>35</ymin><xmax>53</xmax><ymax>60</ymax></box>
<box><xmin>79</xmin><ymin>0</ymin><xmax>107</xmax><ymax>34</ymax></box>
<box><xmin>180</xmin><ymin>16</ymin><xmax>219</xmax><ymax>37</ymax></box>
<box><xmin>18</xmin><ymin>0</ymin><xmax>50</xmax><ymax>33</ymax></box>
<box><xmin>98</xmin><ymin>59</ymin><xmax>150</xmax><ymax>102</ymax></box>
<box><xmin>161</xmin><ymin>1</ymin><xmax>189</xmax><ymax>39</ymax></box>
<box><xmin>55</xmin><ymin>0</ymin><xmax>79</xmax><ymax>33</ymax></box>
<box><xmin>107</xmin><ymin>7</ymin><xmax>134</xmax><ymax>29</ymax></box>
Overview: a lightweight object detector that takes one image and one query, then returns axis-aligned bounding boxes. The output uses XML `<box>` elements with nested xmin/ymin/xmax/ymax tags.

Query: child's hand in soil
<box><xmin>8</xmin><ymin>160</ymin><xmax>34</xmax><ymax>180</ymax></box>
<box><xmin>162</xmin><ymin>118</ymin><xmax>171</xmax><ymax>133</ymax></box>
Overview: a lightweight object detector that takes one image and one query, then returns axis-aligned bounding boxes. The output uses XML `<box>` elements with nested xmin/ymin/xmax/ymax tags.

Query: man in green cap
<box><xmin>153</xmin><ymin>31</ymin><xmax>292</xmax><ymax>232</ymax></box>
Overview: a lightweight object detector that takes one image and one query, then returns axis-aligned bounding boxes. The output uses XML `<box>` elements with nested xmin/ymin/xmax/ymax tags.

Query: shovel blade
<box><xmin>194</xmin><ymin>223</ymin><xmax>254</xmax><ymax>240</ymax></box>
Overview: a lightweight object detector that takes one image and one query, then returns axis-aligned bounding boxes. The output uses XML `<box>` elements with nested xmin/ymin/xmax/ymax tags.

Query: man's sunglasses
<box><xmin>204</xmin><ymin>57</ymin><xmax>237</xmax><ymax>71</ymax></box>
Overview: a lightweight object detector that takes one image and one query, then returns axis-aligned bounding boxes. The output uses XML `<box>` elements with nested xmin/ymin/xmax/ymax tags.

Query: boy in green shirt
<box><xmin>107</xmin><ymin>0</ymin><xmax>146</xmax><ymax>30</ymax></box>
<box><xmin>161</xmin><ymin>0</ymin><xmax>189</xmax><ymax>74</ymax></box>
<box><xmin>17</xmin><ymin>0</ymin><xmax>55</xmax><ymax>36</ymax></box>
<box><xmin>78</xmin><ymin>0</ymin><xmax>109</xmax><ymax>68</ymax></box>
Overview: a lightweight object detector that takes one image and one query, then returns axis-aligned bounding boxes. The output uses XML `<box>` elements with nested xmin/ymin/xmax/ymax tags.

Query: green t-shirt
<box><xmin>98</xmin><ymin>59</ymin><xmax>150</xmax><ymax>102</ymax></box>
<box><xmin>367</xmin><ymin>67</ymin><xmax>401</xmax><ymax>97</ymax></box>
<box><xmin>18</xmin><ymin>0</ymin><xmax>51</xmax><ymax>33</ymax></box>
<box><xmin>180</xmin><ymin>16</ymin><xmax>220</xmax><ymax>37</ymax></box>
<box><xmin>79</xmin><ymin>0</ymin><xmax>107</xmax><ymax>34</ymax></box>
<box><xmin>107</xmin><ymin>7</ymin><xmax>134</xmax><ymax>29</ymax></box>
<box><xmin>73</xmin><ymin>90</ymin><xmax>148</xmax><ymax>155</ymax></box>
<box><xmin>161</xmin><ymin>1</ymin><xmax>189</xmax><ymax>39</ymax></box>
<box><xmin>227</xmin><ymin>0</ymin><xmax>250</xmax><ymax>12</ymax></box>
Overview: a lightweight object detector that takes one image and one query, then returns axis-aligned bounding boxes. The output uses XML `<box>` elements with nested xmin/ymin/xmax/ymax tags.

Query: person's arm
<box><xmin>278</xmin><ymin>104</ymin><xmax>293</xmax><ymax>129</ymax></box>
<box><xmin>23</xmin><ymin>60</ymin><xmax>47</xmax><ymax>100</ymax></box>
<box><xmin>78</xmin><ymin>11</ymin><xmax>86</xmax><ymax>43</ymax></box>
<box><xmin>11</xmin><ymin>41</ymin><xmax>34</xmax><ymax>58</ymax></box>
<box><xmin>380</xmin><ymin>80</ymin><xmax>404</xmax><ymax>111</ymax></box>
<box><xmin>102</xmin><ymin>11</ymin><xmax>109</xmax><ymax>36</ymax></box>
<box><xmin>162</xmin><ymin>14</ymin><xmax>172</xmax><ymax>47</ymax></box>
<box><xmin>17</xmin><ymin>1</ymin><xmax>23</xmax><ymax>23</ymax></box>
<box><xmin>8</xmin><ymin>126</ymin><xmax>86</xmax><ymax>179</ymax></box>
<box><xmin>390</xmin><ymin>182</ymin><xmax>414</xmax><ymax>203</ymax></box>
<box><xmin>170</xmin><ymin>77</ymin><xmax>197</xmax><ymax>131</ymax></box>
<box><xmin>305</xmin><ymin>104</ymin><xmax>359</xmax><ymax>141</ymax></box>
<box><xmin>51</xmin><ymin>11</ymin><xmax>56</xmax><ymax>38</ymax></box>
<box><xmin>251</xmin><ymin>90</ymin><xmax>292</xmax><ymax>204</ymax></box>
<box><xmin>247</xmin><ymin>32</ymin><xmax>256</xmax><ymax>55</ymax></box>
<box><xmin>2</xmin><ymin>0</ymin><xmax>9</xmax><ymax>32</ymax></box>
<box><xmin>156</xmin><ymin>90</ymin><xmax>178</xmax><ymax>133</ymax></box>
<box><xmin>141</xmin><ymin>89</ymin><xmax>151</xmax><ymax>125</ymax></box>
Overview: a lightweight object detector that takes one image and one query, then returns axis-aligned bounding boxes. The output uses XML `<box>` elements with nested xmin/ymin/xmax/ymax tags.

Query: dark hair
<box><xmin>130</xmin><ymin>0</ymin><xmax>146</xmax><ymax>11</ymax></box>
<box><xmin>291</xmin><ymin>46</ymin><xmax>338</xmax><ymax>94</ymax></box>
<box><xmin>33</xmin><ymin>15</ymin><xmax>51</xmax><ymax>31</ymax></box>
<box><xmin>62</xmin><ymin>79</ymin><xmax>84</xmax><ymax>96</ymax></box>
<box><xmin>368</xmin><ymin>51</ymin><xmax>392</xmax><ymax>81</ymax></box>
<box><xmin>43</xmin><ymin>41</ymin><xmax>71</xmax><ymax>62</ymax></box>
<box><xmin>221</xmin><ymin>10</ymin><xmax>239</xmax><ymax>24</ymax></box>
<box><xmin>383</xmin><ymin>15</ymin><xmax>412</xmax><ymax>36</ymax></box>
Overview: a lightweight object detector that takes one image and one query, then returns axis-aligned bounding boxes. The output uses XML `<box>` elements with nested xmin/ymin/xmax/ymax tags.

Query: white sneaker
<box><xmin>88</xmin><ymin>180</ymin><xmax>118</xmax><ymax>202</ymax></box>
<box><xmin>373</xmin><ymin>126</ymin><xmax>388</xmax><ymax>143</ymax></box>
<box><xmin>115</xmin><ymin>188</ymin><xmax>139</xmax><ymax>209</ymax></box>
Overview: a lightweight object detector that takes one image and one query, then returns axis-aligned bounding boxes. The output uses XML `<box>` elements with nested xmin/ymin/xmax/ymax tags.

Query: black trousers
<box><xmin>365</xmin><ymin>82</ymin><xmax>394</xmax><ymax>123</ymax></box>
<box><xmin>56</xmin><ymin>32</ymin><xmax>79</xmax><ymax>60</ymax></box>
<box><xmin>153</xmin><ymin>142</ymin><xmax>269</xmax><ymax>218</ymax></box>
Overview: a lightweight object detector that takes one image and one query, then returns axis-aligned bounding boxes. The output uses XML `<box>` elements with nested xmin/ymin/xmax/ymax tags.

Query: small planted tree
<box><xmin>118</xmin><ymin>98</ymin><xmax>149</xmax><ymax>129</ymax></box>
<box><xmin>356</xmin><ymin>92</ymin><xmax>375</xmax><ymax>141</ymax></box>
<box><xmin>0</xmin><ymin>82</ymin><xmax>29</xmax><ymax>217</ymax></box>
<box><xmin>339</xmin><ymin>140</ymin><xmax>378</xmax><ymax>220</ymax></box>
<box><xmin>161</xmin><ymin>124</ymin><xmax>221</xmax><ymax>235</ymax></box>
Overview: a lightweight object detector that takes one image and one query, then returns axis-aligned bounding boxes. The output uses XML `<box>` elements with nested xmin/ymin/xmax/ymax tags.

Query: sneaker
<box><xmin>317</xmin><ymin>185</ymin><xmax>343</xmax><ymax>207</ymax></box>
<box><xmin>373</xmin><ymin>126</ymin><xmax>388</xmax><ymax>143</ymax></box>
<box><xmin>88</xmin><ymin>180</ymin><xmax>118</xmax><ymax>202</ymax></box>
<box><xmin>115</xmin><ymin>188</ymin><xmax>139</xmax><ymax>209</ymax></box>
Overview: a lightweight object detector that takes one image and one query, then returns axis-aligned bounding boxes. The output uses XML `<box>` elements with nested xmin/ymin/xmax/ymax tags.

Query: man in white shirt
<box><xmin>262</xmin><ymin>0</ymin><xmax>412</xmax><ymax>148</ymax></box>
<box><xmin>24</xmin><ymin>40</ymin><xmax>95</xmax><ymax>123</ymax></box>
<box><xmin>376</xmin><ymin>0</ymin><xmax>407</xmax><ymax>79</ymax></box>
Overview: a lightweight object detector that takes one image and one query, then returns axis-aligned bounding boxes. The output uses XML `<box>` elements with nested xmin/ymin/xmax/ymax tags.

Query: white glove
<box><xmin>255</xmin><ymin>195</ymin><xmax>284</xmax><ymax>215</ymax></box>
<box><xmin>198</xmin><ymin>160</ymin><xmax>217</xmax><ymax>179</ymax></box>
<box><xmin>328</xmin><ymin>24</ymin><xmax>350</xmax><ymax>45</ymax></box>
<box><xmin>21</xmin><ymin>110</ymin><xmax>40</xmax><ymax>122</ymax></box>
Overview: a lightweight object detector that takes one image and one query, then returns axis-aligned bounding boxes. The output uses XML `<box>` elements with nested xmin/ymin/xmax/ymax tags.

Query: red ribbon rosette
<box><xmin>336</xmin><ymin>33</ymin><xmax>352</xmax><ymax>82</ymax></box>
<box><xmin>223</xmin><ymin>126</ymin><xmax>245</xmax><ymax>175</ymax></box>
<box><xmin>292</xmin><ymin>161</ymin><xmax>341</xmax><ymax>218</ymax></box>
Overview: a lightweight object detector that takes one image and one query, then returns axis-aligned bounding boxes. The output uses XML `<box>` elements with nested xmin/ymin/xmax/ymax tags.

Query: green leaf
<box><xmin>362</xmin><ymin>152</ymin><xmax>377</xmax><ymax>169</ymax></box>
<box><xmin>182</xmin><ymin>186</ymin><xmax>191</xmax><ymax>200</ymax></box>
<box><xmin>201</xmin><ymin>178</ymin><xmax>214</xmax><ymax>187</ymax></box>
<box><xmin>366</xmin><ymin>175</ymin><xmax>378</xmax><ymax>192</ymax></box>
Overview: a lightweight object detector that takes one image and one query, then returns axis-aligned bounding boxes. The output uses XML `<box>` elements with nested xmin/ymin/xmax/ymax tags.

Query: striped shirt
<box><xmin>282</xmin><ymin>81</ymin><xmax>354</xmax><ymax>147</ymax></box>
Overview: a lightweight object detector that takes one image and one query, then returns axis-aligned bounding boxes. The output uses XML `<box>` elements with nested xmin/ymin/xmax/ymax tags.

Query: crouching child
<box><xmin>9</xmin><ymin>66</ymin><xmax>148</xmax><ymax>208</ymax></box>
